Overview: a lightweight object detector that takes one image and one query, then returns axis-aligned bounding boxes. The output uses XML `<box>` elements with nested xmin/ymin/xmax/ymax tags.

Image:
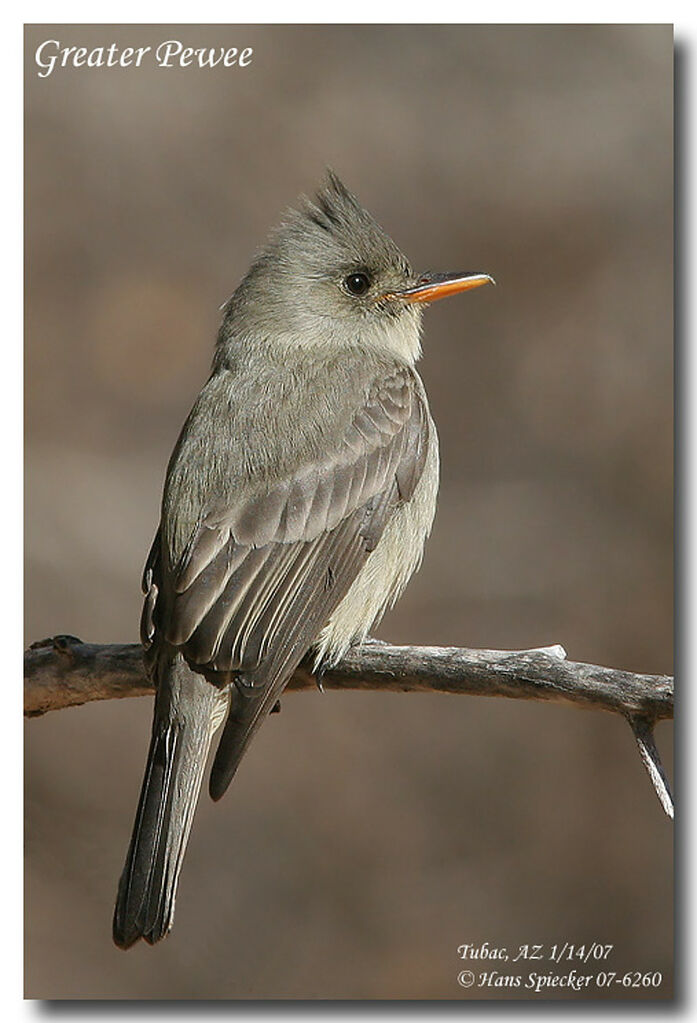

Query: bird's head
<box><xmin>221</xmin><ymin>172</ymin><xmax>493</xmax><ymax>365</ymax></box>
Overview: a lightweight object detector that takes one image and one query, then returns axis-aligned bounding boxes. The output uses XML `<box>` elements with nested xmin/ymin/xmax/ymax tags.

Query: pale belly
<box><xmin>314</xmin><ymin>415</ymin><xmax>439</xmax><ymax>667</ymax></box>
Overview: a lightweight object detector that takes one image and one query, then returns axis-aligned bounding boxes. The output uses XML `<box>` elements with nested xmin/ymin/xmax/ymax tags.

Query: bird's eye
<box><xmin>344</xmin><ymin>272</ymin><xmax>371</xmax><ymax>296</ymax></box>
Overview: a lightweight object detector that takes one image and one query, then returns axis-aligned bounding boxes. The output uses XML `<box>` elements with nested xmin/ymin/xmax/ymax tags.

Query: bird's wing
<box><xmin>142</xmin><ymin>365</ymin><xmax>429</xmax><ymax>681</ymax></box>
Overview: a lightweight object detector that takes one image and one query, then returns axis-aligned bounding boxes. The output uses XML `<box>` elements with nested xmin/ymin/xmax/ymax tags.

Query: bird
<box><xmin>113</xmin><ymin>172</ymin><xmax>493</xmax><ymax>948</ymax></box>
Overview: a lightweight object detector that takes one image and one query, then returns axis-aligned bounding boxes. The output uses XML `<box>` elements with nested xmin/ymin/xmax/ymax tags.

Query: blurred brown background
<box><xmin>24</xmin><ymin>24</ymin><xmax>673</xmax><ymax>1000</ymax></box>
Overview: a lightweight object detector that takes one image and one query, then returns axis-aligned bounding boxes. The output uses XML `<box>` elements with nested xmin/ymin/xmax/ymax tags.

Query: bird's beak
<box><xmin>383</xmin><ymin>272</ymin><xmax>495</xmax><ymax>305</ymax></box>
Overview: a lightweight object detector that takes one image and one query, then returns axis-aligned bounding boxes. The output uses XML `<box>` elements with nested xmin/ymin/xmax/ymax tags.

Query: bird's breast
<box><xmin>314</xmin><ymin>409</ymin><xmax>439</xmax><ymax>667</ymax></box>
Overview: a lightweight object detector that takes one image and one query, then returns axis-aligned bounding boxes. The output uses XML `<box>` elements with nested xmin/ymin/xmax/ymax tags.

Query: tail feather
<box><xmin>113</xmin><ymin>657</ymin><xmax>226</xmax><ymax>949</ymax></box>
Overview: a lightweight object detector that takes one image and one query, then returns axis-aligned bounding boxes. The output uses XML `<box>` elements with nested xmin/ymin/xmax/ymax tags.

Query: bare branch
<box><xmin>24</xmin><ymin>635</ymin><xmax>672</xmax><ymax>719</ymax></box>
<box><xmin>24</xmin><ymin>635</ymin><xmax>673</xmax><ymax>815</ymax></box>
<box><xmin>629</xmin><ymin>715</ymin><xmax>675</xmax><ymax>819</ymax></box>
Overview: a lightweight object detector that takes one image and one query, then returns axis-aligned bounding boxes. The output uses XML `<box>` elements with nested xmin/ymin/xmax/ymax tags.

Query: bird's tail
<box><xmin>113</xmin><ymin>655</ymin><xmax>228</xmax><ymax>949</ymax></box>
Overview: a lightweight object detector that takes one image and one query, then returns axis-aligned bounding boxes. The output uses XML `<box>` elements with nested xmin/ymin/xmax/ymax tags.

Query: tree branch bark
<box><xmin>24</xmin><ymin>635</ymin><xmax>674</xmax><ymax>816</ymax></box>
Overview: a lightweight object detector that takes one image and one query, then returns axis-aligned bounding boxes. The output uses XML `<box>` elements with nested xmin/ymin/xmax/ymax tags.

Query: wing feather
<box><xmin>174</xmin><ymin>524</ymin><xmax>231</xmax><ymax>594</ymax></box>
<box><xmin>147</xmin><ymin>367</ymin><xmax>429</xmax><ymax>686</ymax></box>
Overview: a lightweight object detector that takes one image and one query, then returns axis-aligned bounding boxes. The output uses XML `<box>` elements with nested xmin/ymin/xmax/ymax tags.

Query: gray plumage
<box><xmin>113</xmin><ymin>173</ymin><xmax>489</xmax><ymax>949</ymax></box>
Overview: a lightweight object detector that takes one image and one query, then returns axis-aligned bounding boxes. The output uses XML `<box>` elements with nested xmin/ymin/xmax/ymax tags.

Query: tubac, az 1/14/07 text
<box><xmin>34</xmin><ymin>39</ymin><xmax>254</xmax><ymax>78</ymax></box>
